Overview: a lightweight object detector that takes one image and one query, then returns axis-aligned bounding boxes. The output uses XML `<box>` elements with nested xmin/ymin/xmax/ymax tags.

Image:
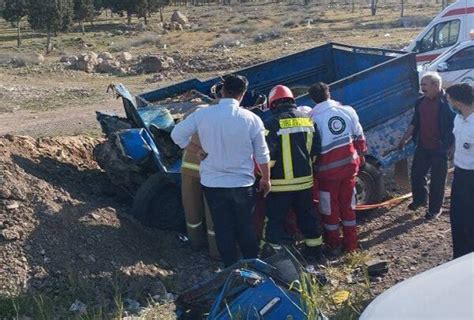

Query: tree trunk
<box><xmin>400</xmin><ymin>0</ymin><xmax>404</xmax><ymax>17</ymax></box>
<box><xmin>46</xmin><ymin>30</ymin><xmax>52</xmax><ymax>54</ymax></box>
<box><xmin>160</xmin><ymin>7</ymin><xmax>164</xmax><ymax>22</ymax></box>
<box><xmin>80</xmin><ymin>21</ymin><xmax>85</xmax><ymax>34</ymax></box>
<box><xmin>371</xmin><ymin>0</ymin><xmax>377</xmax><ymax>16</ymax></box>
<box><xmin>16</xmin><ymin>18</ymin><xmax>22</xmax><ymax>47</ymax></box>
<box><xmin>127</xmin><ymin>12</ymin><xmax>132</xmax><ymax>25</ymax></box>
<box><xmin>351</xmin><ymin>0</ymin><xmax>355</xmax><ymax>12</ymax></box>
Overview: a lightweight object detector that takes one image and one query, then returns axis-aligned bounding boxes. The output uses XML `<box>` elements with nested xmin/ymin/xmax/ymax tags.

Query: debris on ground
<box><xmin>366</xmin><ymin>259</ymin><xmax>389</xmax><ymax>277</ymax></box>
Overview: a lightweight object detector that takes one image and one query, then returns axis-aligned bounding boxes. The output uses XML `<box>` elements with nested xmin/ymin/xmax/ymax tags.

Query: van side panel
<box><xmin>408</xmin><ymin>0</ymin><xmax>474</xmax><ymax>63</ymax></box>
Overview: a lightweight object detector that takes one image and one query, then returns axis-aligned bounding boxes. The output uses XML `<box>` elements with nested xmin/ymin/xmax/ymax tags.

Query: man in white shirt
<box><xmin>171</xmin><ymin>74</ymin><xmax>271</xmax><ymax>267</ymax></box>
<box><xmin>446</xmin><ymin>83</ymin><xmax>474</xmax><ymax>259</ymax></box>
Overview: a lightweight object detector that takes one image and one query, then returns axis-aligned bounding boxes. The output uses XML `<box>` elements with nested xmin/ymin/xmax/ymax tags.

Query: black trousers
<box><xmin>265</xmin><ymin>188</ymin><xmax>322</xmax><ymax>245</ymax></box>
<box><xmin>450</xmin><ymin>167</ymin><xmax>474</xmax><ymax>259</ymax></box>
<box><xmin>201</xmin><ymin>185</ymin><xmax>258</xmax><ymax>267</ymax></box>
<box><xmin>411</xmin><ymin>146</ymin><xmax>448</xmax><ymax>214</ymax></box>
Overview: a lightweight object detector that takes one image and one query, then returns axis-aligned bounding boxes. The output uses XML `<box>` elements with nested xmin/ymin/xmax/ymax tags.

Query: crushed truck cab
<box><xmin>95</xmin><ymin>42</ymin><xmax>419</xmax><ymax>230</ymax></box>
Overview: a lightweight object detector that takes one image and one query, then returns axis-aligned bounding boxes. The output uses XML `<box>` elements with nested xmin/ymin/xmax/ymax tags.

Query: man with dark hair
<box><xmin>308</xmin><ymin>82</ymin><xmax>367</xmax><ymax>255</ymax></box>
<box><xmin>398</xmin><ymin>72</ymin><xmax>455</xmax><ymax>220</ymax></box>
<box><xmin>308</xmin><ymin>82</ymin><xmax>330</xmax><ymax>104</ymax></box>
<box><xmin>171</xmin><ymin>74</ymin><xmax>271</xmax><ymax>267</ymax></box>
<box><xmin>446</xmin><ymin>83</ymin><xmax>474</xmax><ymax>258</ymax></box>
<box><xmin>261</xmin><ymin>85</ymin><xmax>323</xmax><ymax>262</ymax></box>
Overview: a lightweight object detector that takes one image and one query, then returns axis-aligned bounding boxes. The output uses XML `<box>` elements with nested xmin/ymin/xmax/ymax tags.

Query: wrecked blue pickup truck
<box><xmin>94</xmin><ymin>42</ymin><xmax>419</xmax><ymax>231</ymax></box>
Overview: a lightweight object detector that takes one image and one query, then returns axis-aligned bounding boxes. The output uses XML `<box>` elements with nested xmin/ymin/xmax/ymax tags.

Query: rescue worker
<box><xmin>180</xmin><ymin>83</ymin><xmax>223</xmax><ymax>258</ymax></box>
<box><xmin>262</xmin><ymin>85</ymin><xmax>323</xmax><ymax>261</ymax></box>
<box><xmin>308</xmin><ymin>82</ymin><xmax>367</xmax><ymax>255</ymax></box>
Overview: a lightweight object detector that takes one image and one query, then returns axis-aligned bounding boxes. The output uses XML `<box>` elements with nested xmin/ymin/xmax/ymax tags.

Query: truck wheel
<box><xmin>132</xmin><ymin>173</ymin><xmax>185</xmax><ymax>231</ymax></box>
<box><xmin>356</xmin><ymin>162</ymin><xmax>384</xmax><ymax>205</ymax></box>
<box><xmin>93</xmin><ymin>139</ymin><xmax>148</xmax><ymax>197</ymax></box>
<box><xmin>96</xmin><ymin>112</ymin><xmax>131</xmax><ymax>138</ymax></box>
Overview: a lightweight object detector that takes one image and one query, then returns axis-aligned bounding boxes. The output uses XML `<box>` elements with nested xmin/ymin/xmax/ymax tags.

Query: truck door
<box><xmin>415</xmin><ymin>19</ymin><xmax>462</xmax><ymax>63</ymax></box>
<box><xmin>438</xmin><ymin>44</ymin><xmax>474</xmax><ymax>86</ymax></box>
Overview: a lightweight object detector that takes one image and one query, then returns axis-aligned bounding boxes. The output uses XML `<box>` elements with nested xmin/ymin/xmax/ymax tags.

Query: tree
<box><xmin>148</xmin><ymin>0</ymin><xmax>169</xmax><ymax>22</ymax></box>
<box><xmin>135</xmin><ymin>0</ymin><xmax>148</xmax><ymax>25</ymax></box>
<box><xmin>28</xmin><ymin>0</ymin><xmax>74</xmax><ymax>53</ymax></box>
<box><xmin>2</xmin><ymin>0</ymin><xmax>28</xmax><ymax>47</ymax></box>
<box><xmin>73</xmin><ymin>0</ymin><xmax>94</xmax><ymax>33</ymax></box>
<box><xmin>59</xmin><ymin>0</ymin><xmax>74</xmax><ymax>32</ymax></box>
<box><xmin>370</xmin><ymin>0</ymin><xmax>378</xmax><ymax>16</ymax></box>
<box><xmin>106</xmin><ymin>0</ymin><xmax>133</xmax><ymax>24</ymax></box>
<box><xmin>93</xmin><ymin>0</ymin><xmax>102</xmax><ymax>10</ymax></box>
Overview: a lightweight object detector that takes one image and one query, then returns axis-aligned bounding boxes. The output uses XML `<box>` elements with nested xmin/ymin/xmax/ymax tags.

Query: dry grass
<box><xmin>295</xmin><ymin>251</ymin><xmax>374</xmax><ymax>319</ymax></box>
<box><xmin>109</xmin><ymin>33</ymin><xmax>163</xmax><ymax>52</ymax></box>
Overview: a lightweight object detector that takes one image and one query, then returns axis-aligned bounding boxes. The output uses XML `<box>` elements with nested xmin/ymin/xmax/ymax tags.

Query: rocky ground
<box><xmin>0</xmin><ymin>2</ymin><xmax>439</xmax><ymax>136</ymax></box>
<box><xmin>0</xmin><ymin>135</ymin><xmax>220</xmax><ymax>318</ymax></box>
<box><xmin>0</xmin><ymin>1</ymin><xmax>454</xmax><ymax>319</ymax></box>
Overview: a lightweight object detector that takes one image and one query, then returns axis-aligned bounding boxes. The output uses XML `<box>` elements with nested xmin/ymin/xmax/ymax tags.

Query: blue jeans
<box><xmin>201</xmin><ymin>185</ymin><xmax>258</xmax><ymax>267</ymax></box>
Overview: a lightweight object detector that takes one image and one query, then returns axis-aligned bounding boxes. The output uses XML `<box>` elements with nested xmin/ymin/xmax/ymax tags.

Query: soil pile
<box><xmin>0</xmin><ymin>135</ymin><xmax>214</xmax><ymax>317</ymax></box>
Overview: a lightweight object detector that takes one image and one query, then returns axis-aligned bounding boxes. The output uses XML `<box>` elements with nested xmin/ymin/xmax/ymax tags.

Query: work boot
<box><xmin>260</xmin><ymin>242</ymin><xmax>282</xmax><ymax>260</ymax></box>
<box><xmin>302</xmin><ymin>245</ymin><xmax>324</xmax><ymax>264</ymax></box>
<box><xmin>408</xmin><ymin>201</ymin><xmax>427</xmax><ymax>211</ymax></box>
<box><xmin>425</xmin><ymin>209</ymin><xmax>442</xmax><ymax>220</ymax></box>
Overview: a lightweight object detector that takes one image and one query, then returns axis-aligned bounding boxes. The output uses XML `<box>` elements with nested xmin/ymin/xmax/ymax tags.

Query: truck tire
<box><xmin>93</xmin><ymin>139</ymin><xmax>148</xmax><ymax>198</ymax></box>
<box><xmin>132</xmin><ymin>173</ymin><xmax>185</xmax><ymax>231</ymax></box>
<box><xmin>356</xmin><ymin>162</ymin><xmax>384</xmax><ymax>205</ymax></box>
<box><xmin>96</xmin><ymin>112</ymin><xmax>131</xmax><ymax>138</ymax></box>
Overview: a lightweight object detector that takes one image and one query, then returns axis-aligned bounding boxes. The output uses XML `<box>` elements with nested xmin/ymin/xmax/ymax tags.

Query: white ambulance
<box><xmin>405</xmin><ymin>0</ymin><xmax>474</xmax><ymax>64</ymax></box>
<box><xmin>422</xmin><ymin>39</ymin><xmax>474</xmax><ymax>87</ymax></box>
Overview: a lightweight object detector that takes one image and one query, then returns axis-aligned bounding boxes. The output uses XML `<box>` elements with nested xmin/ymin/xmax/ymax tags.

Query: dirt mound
<box><xmin>0</xmin><ymin>135</ymin><xmax>214</xmax><ymax>317</ymax></box>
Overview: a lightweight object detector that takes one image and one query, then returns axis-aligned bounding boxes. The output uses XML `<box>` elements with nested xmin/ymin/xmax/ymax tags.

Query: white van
<box><xmin>422</xmin><ymin>39</ymin><xmax>474</xmax><ymax>87</ymax></box>
<box><xmin>405</xmin><ymin>0</ymin><xmax>474</xmax><ymax>64</ymax></box>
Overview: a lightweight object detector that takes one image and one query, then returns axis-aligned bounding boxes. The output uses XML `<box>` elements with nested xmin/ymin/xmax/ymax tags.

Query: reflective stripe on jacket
<box><xmin>310</xmin><ymin>99</ymin><xmax>367</xmax><ymax>180</ymax></box>
<box><xmin>264</xmin><ymin>105</ymin><xmax>317</xmax><ymax>192</ymax></box>
<box><xmin>180</xmin><ymin>105</ymin><xmax>208</xmax><ymax>178</ymax></box>
<box><xmin>181</xmin><ymin>134</ymin><xmax>201</xmax><ymax>178</ymax></box>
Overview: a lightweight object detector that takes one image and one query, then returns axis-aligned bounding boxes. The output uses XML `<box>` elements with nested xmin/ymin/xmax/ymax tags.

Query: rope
<box><xmin>313</xmin><ymin>167</ymin><xmax>455</xmax><ymax>211</ymax></box>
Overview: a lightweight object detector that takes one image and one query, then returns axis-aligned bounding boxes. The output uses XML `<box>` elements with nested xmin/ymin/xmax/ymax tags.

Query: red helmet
<box><xmin>268</xmin><ymin>85</ymin><xmax>294</xmax><ymax>108</ymax></box>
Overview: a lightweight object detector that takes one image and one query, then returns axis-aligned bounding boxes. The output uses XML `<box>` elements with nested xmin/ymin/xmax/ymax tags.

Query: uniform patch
<box><xmin>328</xmin><ymin>116</ymin><xmax>346</xmax><ymax>135</ymax></box>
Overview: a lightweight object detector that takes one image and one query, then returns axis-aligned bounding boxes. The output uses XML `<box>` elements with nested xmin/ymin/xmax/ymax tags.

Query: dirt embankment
<box><xmin>0</xmin><ymin>135</ymin><xmax>216</xmax><ymax>317</ymax></box>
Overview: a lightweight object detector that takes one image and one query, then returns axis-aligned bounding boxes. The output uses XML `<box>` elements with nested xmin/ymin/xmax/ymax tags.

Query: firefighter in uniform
<box><xmin>180</xmin><ymin>84</ymin><xmax>223</xmax><ymax>259</ymax></box>
<box><xmin>262</xmin><ymin>85</ymin><xmax>324</xmax><ymax>261</ymax></box>
<box><xmin>308</xmin><ymin>82</ymin><xmax>367</xmax><ymax>254</ymax></box>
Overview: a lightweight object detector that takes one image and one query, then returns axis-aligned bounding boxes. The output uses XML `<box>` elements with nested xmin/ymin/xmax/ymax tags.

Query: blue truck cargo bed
<box><xmin>106</xmin><ymin>42</ymin><xmax>420</xmax><ymax>207</ymax></box>
<box><xmin>134</xmin><ymin>42</ymin><xmax>419</xmax><ymax>168</ymax></box>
